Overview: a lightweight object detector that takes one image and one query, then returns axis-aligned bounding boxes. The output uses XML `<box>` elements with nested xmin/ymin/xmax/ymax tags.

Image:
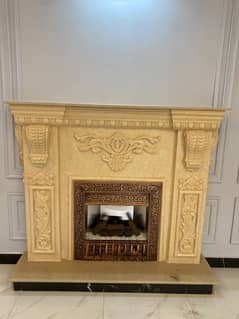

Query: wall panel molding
<box><xmin>7</xmin><ymin>193</ymin><xmax>26</xmax><ymax>240</ymax></box>
<box><xmin>230</xmin><ymin>197</ymin><xmax>239</xmax><ymax>244</ymax></box>
<box><xmin>209</xmin><ymin>115</ymin><xmax>228</xmax><ymax>183</ymax></box>
<box><xmin>209</xmin><ymin>0</ymin><xmax>239</xmax><ymax>183</ymax></box>
<box><xmin>0</xmin><ymin>0</ymin><xmax>23</xmax><ymax>179</ymax></box>
<box><xmin>203</xmin><ymin>197</ymin><xmax>220</xmax><ymax>244</ymax></box>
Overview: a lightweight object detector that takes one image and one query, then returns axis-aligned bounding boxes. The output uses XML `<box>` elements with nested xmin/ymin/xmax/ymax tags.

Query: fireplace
<box><xmin>7</xmin><ymin>102</ymin><xmax>226</xmax><ymax>292</ymax></box>
<box><xmin>74</xmin><ymin>181</ymin><xmax>161</xmax><ymax>261</ymax></box>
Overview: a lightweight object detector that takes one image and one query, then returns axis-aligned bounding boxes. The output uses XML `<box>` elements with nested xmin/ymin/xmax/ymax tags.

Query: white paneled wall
<box><xmin>0</xmin><ymin>0</ymin><xmax>238</xmax><ymax>256</ymax></box>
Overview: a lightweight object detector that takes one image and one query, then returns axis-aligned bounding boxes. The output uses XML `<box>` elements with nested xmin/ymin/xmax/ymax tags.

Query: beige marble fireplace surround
<box><xmin>8</xmin><ymin>102</ymin><xmax>225</xmax><ymax>265</ymax></box>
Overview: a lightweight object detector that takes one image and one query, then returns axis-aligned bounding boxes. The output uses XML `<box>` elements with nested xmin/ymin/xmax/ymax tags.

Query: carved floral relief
<box><xmin>176</xmin><ymin>176</ymin><xmax>204</xmax><ymax>256</ymax></box>
<box><xmin>33</xmin><ymin>189</ymin><xmax>52</xmax><ymax>251</ymax></box>
<box><xmin>74</xmin><ymin>132</ymin><xmax>160</xmax><ymax>172</ymax></box>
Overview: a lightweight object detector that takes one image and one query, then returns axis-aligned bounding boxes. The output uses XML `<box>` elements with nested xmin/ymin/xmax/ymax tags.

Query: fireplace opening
<box><xmin>86</xmin><ymin>205</ymin><xmax>148</xmax><ymax>240</ymax></box>
<box><xmin>74</xmin><ymin>181</ymin><xmax>161</xmax><ymax>261</ymax></box>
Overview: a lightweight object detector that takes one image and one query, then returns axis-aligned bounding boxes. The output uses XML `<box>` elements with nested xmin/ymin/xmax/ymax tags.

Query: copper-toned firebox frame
<box><xmin>74</xmin><ymin>181</ymin><xmax>162</xmax><ymax>261</ymax></box>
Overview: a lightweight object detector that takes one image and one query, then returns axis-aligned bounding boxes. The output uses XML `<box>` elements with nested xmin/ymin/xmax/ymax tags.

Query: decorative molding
<box><xmin>14</xmin><ymin>116</ymin><xmax>171</xmax><ymax>129</ymax></box>
<box><xmin>32</xmin><ymin>189</ymin><xmax>53</xmax><ymax>251</ymax></box>
<box><xmin>173</xmin><ymin>121</ymin><xmax>221</xmax><ymax>130</ymax></box>
<box><xmin>184</xmin><ymin>130</ymin><xmax>211</xmax><ymax>170</ymax></box>
<box><xmin>212</xmin><ymin>0</ymin><xmax>239</xmax><ymax>108</ymax></box>
<box><xmin>25</xmin><ymin>125</ymin><xmax>50</xmax><ymax>167</ymax></box>
<box><xmin>27</xmin><ymin>172</ymin><xmax>54</xmax><ymax>186</ymax></box>
<box><xmin>203</xmin><ymin>197</ymin><xmax>220</xmax><ymax>244</ymax></box>
<box><xmin>230</xmin><ymin>197</ymin><xmax>239</xmax><ymax>244</ymax></box>
<box><xmin>8</xmin><ymin>193</ymin><xmax>26</xmax><ymax>240</ymax></box>
<box><xmin>209</xmin><ymin>0</ymin><xmax>239</xmax><ymax>183</ymax></box>
<box><xmin>1</xmin><ymin>0</ymin><xmax>23</xmax><ymax>179</ymax></box>
<box><xmin>74</xmin><ymin>132</ymin><xmax>160</xmax><ymax>172</ymax></box>
<box><xmin>209</xmin><ymin>116</ymin><xmax>228</xmax><ymax>183</ymax></box>
<box><xmin>175</xmin><ymin>176</ymin><xmax>204</xmax><ymax>256</ymax></box>
<box><xmin>4</xmin><ymin>105</ymin><xmax>23</xmax><ymax>179</ymax></box>
<box><xmin>13</xmin><ymin>115</ymin><xmax>225</xmax><ymax>131</ymax></box>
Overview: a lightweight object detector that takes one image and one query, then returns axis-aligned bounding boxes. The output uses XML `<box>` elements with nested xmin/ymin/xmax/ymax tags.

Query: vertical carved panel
<box><xmin>178</xmin><ymin>193</ymin><xmax>200</xmax><ymax>254</ymax></box>
<box><xmin>28</xmin><ymin>172</ymin><xmax>54</xmax><ymax>253</ymax></box>
<box><xmin>175</xmin><ymin>176</ymin><xmax>204</xmax><ymax>257</ymax></box>
<box><xmin>32</xmin><ymin>189</ymin><xmax>52</xmax><ymax>251</ymax></box>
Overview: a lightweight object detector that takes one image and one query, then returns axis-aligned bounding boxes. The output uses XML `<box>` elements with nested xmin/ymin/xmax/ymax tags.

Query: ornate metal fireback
<box><xmin>74</xmin><ymin>182</ymin><xmax>161</xmax><ymax>261</ymax></box>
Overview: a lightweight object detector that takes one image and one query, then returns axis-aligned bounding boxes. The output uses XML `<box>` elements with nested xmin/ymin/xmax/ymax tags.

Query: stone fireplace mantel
<box><xmin>8</xmin><ymin>102</ymin><xmax>225</xmax><ymax>266</ymax></box>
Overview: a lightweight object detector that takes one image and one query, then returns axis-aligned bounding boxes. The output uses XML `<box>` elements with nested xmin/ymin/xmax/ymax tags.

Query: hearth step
<box><xmin>11</xmin><ymin>254</ymin><xmax>217</xmax><ymax>294</ymax></box>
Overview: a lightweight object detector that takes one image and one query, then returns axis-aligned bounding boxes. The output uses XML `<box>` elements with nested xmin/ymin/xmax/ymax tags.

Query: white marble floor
<box><xmin>0</xmin><ymin>265</ymin><xmax>239</xmax><ymax>319</ymax></box>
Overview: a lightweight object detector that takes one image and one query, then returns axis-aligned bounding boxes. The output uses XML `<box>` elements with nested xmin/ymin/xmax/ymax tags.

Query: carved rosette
<box><xmin>184</xmin><ymin>130</ymin><xmax>217</xmax><ymax>170</ymax></box>
<box><xmin>74</xmin><ymin>132</ymin><xmax>160</xmax><ymax>172</ymax></box>
<box><xmin>176</xmin><ymin>176</ymin><xmax>204</xmax><ymax>256</ymax></box>
<box><xmin>27</xmin><ymin>171</ymin><xmax>54</xmax><ymax>253</ymax></box>
<box><xmin>25</xmin><ymin>125</ymin><xmax>50</xmax><ymax>166</ymax></box>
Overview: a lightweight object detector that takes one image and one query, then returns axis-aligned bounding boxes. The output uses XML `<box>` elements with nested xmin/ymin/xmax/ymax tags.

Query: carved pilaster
<box><xmin>27</xmin><ymin>171</ymin><xmax>54</xmax><ymax>253</ymax></box>
<box><xmin>175</xmin><ymin>176</ymin><xmax>204</xmax><ymax>257</ymax></box>
<box><xmin>25</xmin><ymin>125</ymin><xmax>50</xmax><ymax>166</ymax></box>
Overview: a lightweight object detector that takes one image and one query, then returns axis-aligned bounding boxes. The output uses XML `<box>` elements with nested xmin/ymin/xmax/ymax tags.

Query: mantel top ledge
<box><xmin>6</xmin><ymin>101</ymin><xmax>228</xmax><ymax>130</ymax></box>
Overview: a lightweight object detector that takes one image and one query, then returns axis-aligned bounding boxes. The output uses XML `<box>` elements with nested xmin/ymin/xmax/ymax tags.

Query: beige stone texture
<box><xmin>7</xmin><ymin>102</ymin><xmax>225</xmax><ymax>264</ymax></box>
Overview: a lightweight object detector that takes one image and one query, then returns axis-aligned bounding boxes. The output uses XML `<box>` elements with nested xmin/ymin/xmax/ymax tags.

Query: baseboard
<box><xmin>206</xmin><ymin>257</ymin><xmax>239</xmax><ymax>268</ymax></box>
<box><xmin>0</xmin><ymin>254</ymin><xmax>22</xmax><ymax>264</ymax></box>
<box><xmin>1</xmin><ymin>254</ymin><xmax>239</xmax><ymax>268</ymax></box>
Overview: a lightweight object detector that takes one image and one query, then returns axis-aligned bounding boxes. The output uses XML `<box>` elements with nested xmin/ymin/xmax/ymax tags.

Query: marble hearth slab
<box><xmin>11</xmin><ymin>254</ymin><xmax>216</xmax><ymax>293</ymax></box>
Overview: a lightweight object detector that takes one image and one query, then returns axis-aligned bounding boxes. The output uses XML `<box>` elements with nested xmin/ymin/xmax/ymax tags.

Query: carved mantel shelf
<box><xmin>7</xmin><ymin>101</ymin><xmax>226</xmax><ymax>264</ymax></box>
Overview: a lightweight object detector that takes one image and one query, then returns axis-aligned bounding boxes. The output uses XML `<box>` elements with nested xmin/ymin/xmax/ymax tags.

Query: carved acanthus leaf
<box><xmin>25</xmin><ymin>125</ymin><xmax>50</xmax><ymax>166</ymax></box>
<box><xmin>74</xmin><ymin>132</ymin><xmax>160</xmax><ymax>172</ymax></box>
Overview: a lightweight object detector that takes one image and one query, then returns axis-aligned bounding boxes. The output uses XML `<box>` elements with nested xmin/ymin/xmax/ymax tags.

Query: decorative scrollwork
<box><xmin>74</xmin><ymin>132</ymin><xmax>160</xmax><ymax>172</ymax></box>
